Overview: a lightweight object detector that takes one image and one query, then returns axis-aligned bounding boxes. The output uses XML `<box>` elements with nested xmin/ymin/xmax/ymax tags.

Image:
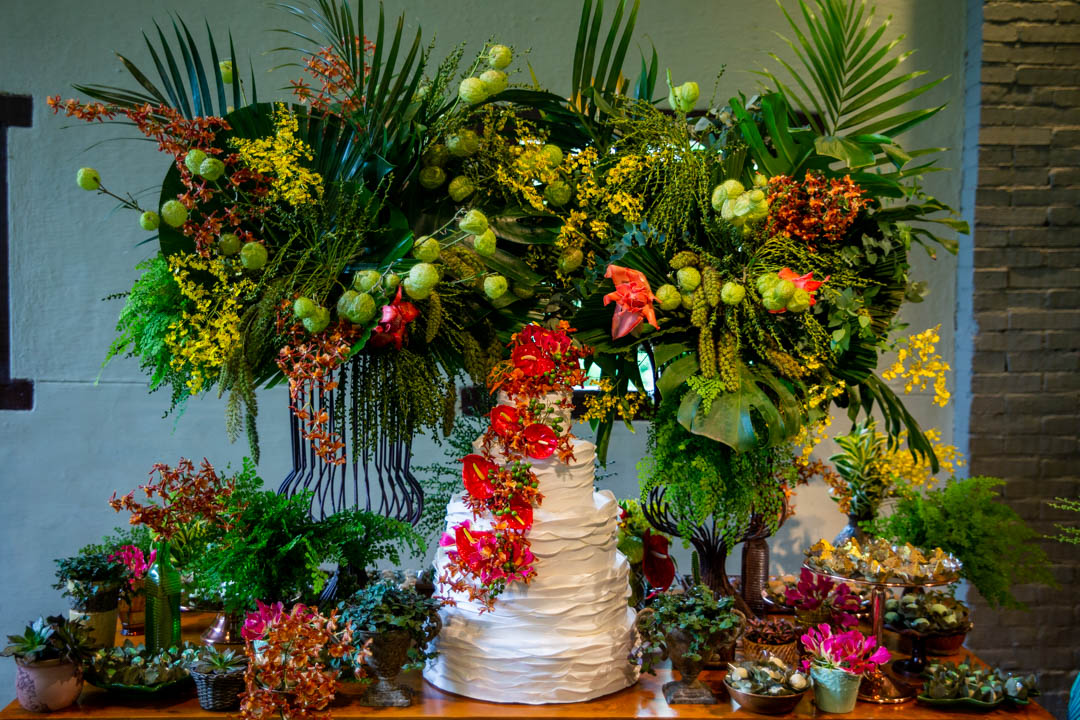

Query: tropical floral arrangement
<box><xmin>109</xmin><ymin>457</ymin><xmax>236</xmax><ymax>541</ymax></box>
<box><xmin>616</xmin><ymin>499</ymin><xmax>676</xmax><ymax>607</ymax></box>
<box><xmin>800</xmin><ymin>623</ymin><xmax>889</xmax><ymax>676</ymax></box>
<box><xmin>53</xmin><ymin>0</ymin><xmax>963</xmax><ymax>487</ymax></box>
<box><xmin>241</xmin><ymin>602</ymin><xmax>364</xmax><ymax>720</ymax></box>
<box><xmin>783</xmin><ymin>568</ymin><xmax>860</xmax><ymax>628</ymax></box>
<box><xmin>438</xmin><ymin>323</ymin><xmax>588</xmax><ymax>611</ymax></box>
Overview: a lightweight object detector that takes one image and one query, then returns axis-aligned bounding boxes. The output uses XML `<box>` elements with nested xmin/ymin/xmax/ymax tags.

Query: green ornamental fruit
<box><xmin>544</xmin><ymin>180</ymin><xmax>572</xmax><ymax>207</ymax></box>
<box><xmin>336</xmin><ymin>290</ymin><xmax>360</xmax><ymax>320</ymax></box>
<box><xmin>473</xmin><ymin>229</ymin><xmax>497</xmax><ymax>257</ymax></box>
<box><xmin>681</xmin><ymin>292</ymin><xmax>694</xmax><ymax>310</ymax></box>
<box><xmin>161</xmin><ymin>199</ymin><xmax>188</xmax><ymax>227</ymax></box>
<box><xmin>408</xmin><ymin>262</ymin><xmax>439</xmax><ymax>292</ymax></box>
<box><xmin>294</xmin><ymin>296</ymin><xmax>317</xmax><ymax>319</ymax></box>
<box><xmin>711</xmin><ymin>179</ymin><xmax>745</xmax><ymax>210</ymax></box>
<box><xmin>929</xmin><ymin>603</ymin><xmax>949</xmax><ymax>615</ymax></box>
<box><xmin>302</xmin><ymin>306</ymin><xmax>330</xmax><ymax>334</ymax></box>
<box><xmin>617</xmin><ymin>534</ymin><xmax>645</xmax><ymax>564</ymax></box>
<box><xmin>403</xmin><ymin>277</ymin><xmax>432</xmax><ymax>301</ymax></box>
<box><xmin>448</xmin><ymin>176</ymin><xmax>474</xmax><ymax>202</ymax></box>
<box><xmin>418</xmin><ymin>166</ymin><xmax>446</xmax><ymax>189</ymax></box>
<box><xmin>677</xmin><ymin>266</ymin><xmax>702</xmax><ymax>292</ymax></box>
<box><xmin>447</xmin><ymin>130</ymin><xmax>480</xmax><ymax>157</ymax></box>
<box><xmin>198</xmin><ymin>157</ymin><xmax>225</xmax><ymax>182</ymax></box>
<box><xmin>762</xmin><ymin>289</ymin><xmax>787</xmax><ymax>311</ymax></box>
<box><xmin>76</xmin><ymin>167</ymin><xmax>101</xmax><ymax>191</ymax></box>
<box><xmin>756</xmin><ymin>273</ymin><xmax>779</xmax><ymax>295</ymax></box>
<box><xmin>353</xmin><ymin>269</ymin><xmax>381</xmax><ymax>293</ymax></box>
<box><xmin>240</xmin><ymin>242</ymin><xmax>268</xmax><ymax>270</ymax></box>
<box><xmin>721</xmin><ymin>281</ymin><xmax>745</xmax><ymax>305</ymax></box>
<box><xmin>184</xmin><ymin>149</ymin><xmax>207</xmax><ymax>175</ymax></box>
<box><xmin>458</xmin><ymin>77</ymin><xmax>488</xmax><ymax>105</ymax></box>
<box><xmin>557</xmin><ymin>248</ymin><xmax>584</xmax><ymax>274</ymax></box>
<box><xmin>383</xmin><ymin>273</ymin><xmax>401</xmax><ymax>291</ymax></box>
<box><xmin>219</xmin><ymin>60</ymin><xmax>234</xmax><ymax>84</ymax></box>
<box><xmin>484</xmin><ymin>274</ymin><xmax>508</xmax><ymax>300</ymax></box>
<box><xmin>422</xmin><ymin>143</ymin><xmax>449</xmax><ymax>167</ymax></box>
<box><xmin>753</xmin><ymin>171</ymin><xmax>768</xmax><ymax>188</ymax></box>
<box><xmin>542</xmin><ymin>144</ymin><xmax>564</xmax><ymax>167</ymax></box>
<box><xmin>655</xmin><ymin>284</ymin><xmax>681</xmax><ymax>311</ymax></box>
<box><xmin>668</xmin><ymin>80</ymin><xmax>699</xmax><ymax>113</ymax></box>
<box><xmin>479</xmin><ymin>69</ymin><xmax>508</xmax><ymax>96</ymax></box>
<box><xmin>488</xmin><ymin>44</ymin><xmax>512</xmax><ymax>69</ymax></box>
<box><xmin>348</xmin><ymin>293</ymin><xmax>376</xmax><ymax>324</ymax></box>
<box><xmin>459</xmin><ymin>209</ymin><xmax>488</xmax><ymax>236</ymax></box>
<box><xmin>885</xmin><ymin>611</ymin><xmax>900</xmax><ymax>624</ymax></box>
<box><xmin>139</xmin><ymin>211</ymin><xmax>160</xmax><ymax>231</ymax></box>
<box><xmin>732</xmin><ymin>192</ymin><xmax>754</xmax><ymax>219</ymax></box>
<box><xmin>786</xmin><ymin>289</ymin><xmax>811</xmax><ymax>313</ymax></box>
<box><xmin>412</xmin><ymin>236</ymin><xmax>441</xmax><ymax>263</ymax></box>
<box><xmin>217</xmin><ymin>232</ymin><xmax>242</xmax><ymax>256</ymax></box>
<box><xmin>773</xmin><ymin>279</ymin><xmax>796</xmax><ymax>302</ymax></box>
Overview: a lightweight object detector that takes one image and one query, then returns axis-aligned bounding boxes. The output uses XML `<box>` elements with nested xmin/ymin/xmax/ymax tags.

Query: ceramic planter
<box><xmin>14</xmin><ymin>658</ymin><xmax>83</xmax><ymax>712</ymax></box>
<box><xmin>355</xmin><ymin>629</ymin><xmax>415</xmax><ymax>707</ymax></box>
<box><xmin>811</xmin><ymin>665</ymin><xmax>862</xmax><ymax>714</ymax></box>
<box><xmin>926</xmin><ymin>629</ymin><xmax>969</xmax><ymax>655</ymax></box>
<box><xmin>662</xmin><ymin>628</ymin><xmax>716</xmax><ymax>705</ymax></box>
<box><xmin>67</xmin><ymin>608</ymin><xmax>118</xmax><ymax>649</ymax></box>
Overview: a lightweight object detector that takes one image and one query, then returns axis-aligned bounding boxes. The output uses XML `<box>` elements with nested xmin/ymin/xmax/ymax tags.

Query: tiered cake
<box><xmin>424</xmin><ymin>389</ymin><xmax>639</xmax><ymax>704</ymax></box>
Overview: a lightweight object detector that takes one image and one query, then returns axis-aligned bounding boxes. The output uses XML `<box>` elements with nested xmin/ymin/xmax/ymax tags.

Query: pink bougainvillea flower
<box><xmin>461</xmin><ymin>454</ymin><xmax>498</xmax><ymax>500</ymax></box>
<box><xmin>641</xmin><ymin>529</ymin><xmax>676</xmax><ymax>592</ymax></box>
<box><xmin>522</xmin><ymin>423</ymin><xmax>558</xmax><ymax>459</ymax></box>
<box><xmin>370</xmin><ymin>287</ymin><xmax>420</xmax><ymax>349</ymax></box>
<box><xmin>603</xmin><ymin>265</ymin><xmax>658</xmax><ymax>339</ymax></box>
<box><xmin>490</xmin><ymin>404</ymin><xmax>522</xmax><ymax>437</ymax></box>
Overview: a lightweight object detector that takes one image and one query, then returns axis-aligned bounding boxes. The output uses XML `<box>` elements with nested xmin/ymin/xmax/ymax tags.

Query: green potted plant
<box><xmin>337</xmin><ymin>580</ymin><xmax>442</xmax><ymax>707</ymax></box>
<box><xmin>54</xmin><ymin>544</ymin><xmax>127</xmax><ymax>648</ymax></box>
<box><xmin>188</xmin><ymin>646</ymin><xmax>247</xmax><ymax>711</ymax></box>
<box><xmin>725</xmin><ymin>657</ymin><xmax>810</xmax><ymax>715</ymax></box>
<box><xmin>884</xmin><ymin>589</ymin><xmax>971</xmax><ymax>657</ymax></box>
<box><xmin>2</xmin><ymin>616</ymin><xmax>92</xmax><ymax>712</ymax></box>
<box><xmin>84</xmin><ymin>640</ymin><xmax>195</xmax><ymax>693</ymax></box>
<box><xmin>637</xmin><ymin>585</ymin><xmax>744</xmax><ymax>705</ymax></box>
<box><xmin>801</xmin><ymin>624</ymin><xmax>889</xmax><ymax>714</ymax></box>
<box><xmin>870</xmin><ymin>476</ymin><xmax>1057</xmax><ymax>609</ymax></box>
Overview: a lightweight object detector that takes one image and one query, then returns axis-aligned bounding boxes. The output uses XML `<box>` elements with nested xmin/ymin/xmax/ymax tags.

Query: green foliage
<box><xmin>104</xmin><ymin>255</ymin><xmax>189</xmax><ymax>414</ymax></box>
<box><xmin>2</xmin><ymin>616</ymin><xmax>93</xmax><ymax>665</ymax></box>
<box><xmin>337</xmin><ymin>580</ymin><xmax>441</xmax><ymax>668</ymax></box>
<box><xmin>1047</xmin><ymin>495</ymin><xmax>1080</xmax><ymax>546</ymax></box>
<box><xmin>638</xmin><ymin>585</ymin><xmax>743</xmax><ymax>670</ymax></box>
<box><xmin>86</xmin><ymin>641</ymin><xmax>197</xmax><ymax>688</ymax></box>
<box><xmin>189</xmin><ymin>646</ymin><xmax>246</xmax><ymax>675</ymax></box>
<box><xmin>53</xmin><ymin>545</ymin><xmax>125</xmax><ymax>611</ymax></box>
<box><xmin>192</xmin><ymin>478</ymin><xmax>423</xmax><ymax>615</ymax></box>
<box><xmin>413</xmin><ymin>412</ymin><xmax>487</xmax><ymax>547</ymax></box>
<box><xmin>638</xmin><ymin>390</ymin><xmax>787</xmax><ymax>547</ymax></box>
<box><xmin>828</xmin><ymin>419</ymin><xmax>888</xmax><ymax>519</ymax></box>
<box><xmin>870</xmin><ymin>477</ymin><xmax>1057</xmax><ymax>609</ymax></box>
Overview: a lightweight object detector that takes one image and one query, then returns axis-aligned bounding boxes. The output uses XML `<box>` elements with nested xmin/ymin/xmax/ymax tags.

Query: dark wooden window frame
<box><xmin>0</xmin><ymin>94</ymin><xmax>34</xmax><ymax>410</ymax></box>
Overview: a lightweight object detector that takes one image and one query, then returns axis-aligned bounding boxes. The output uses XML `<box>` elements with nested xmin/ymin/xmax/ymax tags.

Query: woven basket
<box><xmin>741</xmin><ymin>639</ymin><xmax>800</xmax><ymax>666</ymax></box>
<box><xmin>191</xmin><ymin>669</ymin><xmax>245</xmax><ymax>711</ymax></box>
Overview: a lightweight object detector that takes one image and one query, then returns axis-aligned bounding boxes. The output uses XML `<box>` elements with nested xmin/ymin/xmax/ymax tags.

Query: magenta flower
<box><xmin>242</xmin><ymin>600</ymin><xmax>285</xmax><ymax>643</ymax></box>
<box><xmin>109</xmin><ymin>545</ymin><xmax>156</xmax><ymax>589</ymax></box>
<box><xmin>800</xmin><ymin>623</ymin><xmax>890</xmax><ymax>675</ymax></box>
<box><xmin>785</xmin><ymin>568</ymin><xmax>860</xmax><ymax>627</ymax></box>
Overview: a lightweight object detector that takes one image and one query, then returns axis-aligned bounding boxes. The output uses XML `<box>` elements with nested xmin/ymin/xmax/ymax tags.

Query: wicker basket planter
<box><xmin>191</xmin><ymin>668</ymin><xmax>245</xmax><ymax>711</ymax></box>
<box><xmin>741</xmin><ymin>638</ymin><xmax>800</xmax><ymax>666</ymax></box>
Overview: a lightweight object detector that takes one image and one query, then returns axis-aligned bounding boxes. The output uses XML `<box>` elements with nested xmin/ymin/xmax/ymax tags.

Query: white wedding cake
<box><xmin>423</xmin><ymin>393</ymin><xmax>639</xmax><ymax>703</ymax></box>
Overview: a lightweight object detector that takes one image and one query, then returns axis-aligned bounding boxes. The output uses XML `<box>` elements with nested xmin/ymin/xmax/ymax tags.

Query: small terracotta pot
<box><xmin>14</xmin><ymin>658</ymin><xmax>84</xmax><ymax>712</ymax></box>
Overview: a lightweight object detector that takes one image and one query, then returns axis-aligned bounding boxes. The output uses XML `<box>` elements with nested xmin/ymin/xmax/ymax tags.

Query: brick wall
<box><xmin>968</xmin><ymin>2</ymin><xmax>1080</xmax><ymax>718</ymax></box>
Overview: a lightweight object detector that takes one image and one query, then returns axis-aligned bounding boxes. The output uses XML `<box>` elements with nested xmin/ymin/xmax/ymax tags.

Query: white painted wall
<box><xmin>0</xmin><ymin>0</ymin><xmax>967</xmax><ymax>693</ymax></box>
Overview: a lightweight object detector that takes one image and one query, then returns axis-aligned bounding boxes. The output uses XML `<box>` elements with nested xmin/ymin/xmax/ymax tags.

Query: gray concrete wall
<box><xmin>1</xmin><ymin>0</ymin><xmax>965</xmax><ymax>694</ymax></box>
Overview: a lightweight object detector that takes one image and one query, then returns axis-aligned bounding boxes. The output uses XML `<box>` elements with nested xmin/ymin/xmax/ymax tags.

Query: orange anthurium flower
<box><xmin>603</xmin><ymin>264</ymin><xmax>659</xmax><ymax>339</ymax></box>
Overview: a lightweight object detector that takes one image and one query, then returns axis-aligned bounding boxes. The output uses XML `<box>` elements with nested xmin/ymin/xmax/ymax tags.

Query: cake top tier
<box><xmin>496</xmin><ymin>390</ymin><xmax>574</xmax><ymax>430</ymax></box>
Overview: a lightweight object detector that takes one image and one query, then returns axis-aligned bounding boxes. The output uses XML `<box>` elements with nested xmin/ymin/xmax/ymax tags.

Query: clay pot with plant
<box><xmin>2</xmin><ymin>616</ymin><xmax>92</xmax><ymax>712</ymax></box>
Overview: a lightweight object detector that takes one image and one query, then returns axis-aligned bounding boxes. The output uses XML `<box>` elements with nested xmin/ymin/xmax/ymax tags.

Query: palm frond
<box><xmin>760</xmin><ymin>0</ymin><xmax>946</xmax><ymax>168</ymax></box>
<box><xmin>571</xmin><ymin>0</ymin><xmax>641</xmax><ymax>122</ymax></box>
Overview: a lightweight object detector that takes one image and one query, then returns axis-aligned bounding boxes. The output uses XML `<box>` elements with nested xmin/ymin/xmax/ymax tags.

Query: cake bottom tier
<box><xmin>423</xmin><ymin>604</ymin><xmax>640</xmax><ymax>704</ymax></box>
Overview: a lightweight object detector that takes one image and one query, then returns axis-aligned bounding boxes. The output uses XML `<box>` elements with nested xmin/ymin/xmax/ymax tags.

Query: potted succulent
<box><xmin>724</xmin><ymin>657</ymin><xmax>810</xmax><ymax>715</ymax></box>
<box><xmin>2</xmin><ymin>616</ymin><xmax>92</xmax><ymax>712</ymax></box>
<box><xmin>337</xmin><ymin>580</ymin><xmax>442</xmax><ymax>707</ymax></box>
<box><xmin>801</xmin><ymin>623</ymin><xmax>890</xmax><ymax>714</ymax></box>
<box><xmin>785</xmin><ymin>568</ymin><xmax>860</xmax><ymax>629</ymax></box>
<box><xmin>84</xmin><ymin>641</ymin><xmax>195</xmax><ymax>694</ymax></box>
<box><xmin>884</xmin><ymin>589</ymin><xmax>971</xmax><ymax>660</ymax></box>
<box><xmin>189</xmin><ymin>646</ymin><xmax>247</xmax><ymax>711</ymax></box>
<box><xmin>741</xmin><ymin>618</ymin><xmax>800</xmax><ymax>666</ymax></box>
<box><xmin>54</xmin><ymin>544</ymin><xmax>127</xmax><ymax>648</ymax></box>
<box><xmin>921</xmin><ymin>659</ymin><xmax>1038</xmax><ymax>707</ymax></box>
<box><xmin>638</xmin><ymin>585</ymin><xmax>744</xmax><ymax>705</ymax></box>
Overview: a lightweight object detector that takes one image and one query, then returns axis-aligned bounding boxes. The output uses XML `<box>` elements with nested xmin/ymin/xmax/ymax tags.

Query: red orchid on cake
<box><xmin>438</xmin><ymin>322</ymin><xmax>592</xmax><ymax>611</ymax></box>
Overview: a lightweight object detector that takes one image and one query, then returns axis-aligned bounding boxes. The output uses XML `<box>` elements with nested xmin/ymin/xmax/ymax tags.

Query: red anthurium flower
<box><xmin>518</xmin><ymin>324</ymin><xmax>572</xmax><ymax>358</ymax></box>
<box><xmin>371</xmin><ymin>287</ymin><xmax>420</xmax><ymax>349</ymax></box>
<box><xmin>769</xmin><ymin>268</ymin><xmax>829</xmax><ymax>314</ymax></box>
<box><xmin>490</xmin><ymin>404</ymin><xmax>522</xmax><ymax>437</ymax></box>
<box><xmin>641</xmin><ymin>529</ymin><xmax>676</xmax><ymax>592</ymax></box>
<box><xmin>511</xmin><ymin>342</ymin><xmax>556</xmax><ymax>376</ymax></box>
<box><xmin>461</xmin><ymin>454</ymin><xmax>497</xmax><ymax>500</ymax></box>
<box><xmin>603</xmin><ymin>265</ymin><xmax>659</xmax><ymax>339</ymax></box>
<box><xmin>504</xmin><ymin>493</ymin><xmax>534</xmax><ymax>531</ymax></box>
<box><xmin>522</xmin><ymin>423</ymin><xmax>558</xmax><ymax>459</ymax></box>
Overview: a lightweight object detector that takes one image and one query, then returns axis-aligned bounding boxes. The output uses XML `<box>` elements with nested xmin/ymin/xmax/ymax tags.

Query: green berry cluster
<box><xmin>669</xmin><ymin>250</ymin><xmax>699</xmax><ymax>270</ymax></box>
<box><xmin>698</xmin><ymin>325</ymin><xmax>716</xmax><ymax>379</ymax></box>
<box><xmin>702</xmin><ymin>266</ymin><xmax>721</xmax><ymax>306</ymax></box>
<box><xmin>717</xmin><ymin>332</ymin><xmax>740</xmax><ymax>393</ymax></box>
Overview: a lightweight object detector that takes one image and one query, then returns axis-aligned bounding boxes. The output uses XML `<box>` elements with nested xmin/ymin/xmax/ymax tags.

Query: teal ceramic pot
<box><xmin>811</xmin><ymin>665</ymin><xmax>862</xmax><ymax>714</ymax></box>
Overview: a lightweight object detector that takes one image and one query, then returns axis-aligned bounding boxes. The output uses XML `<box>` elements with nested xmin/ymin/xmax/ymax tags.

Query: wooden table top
<box><xmin>1</xmin><ymin>612</ymin><xmax>1054</xmax><ymax>720</ymax></box>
